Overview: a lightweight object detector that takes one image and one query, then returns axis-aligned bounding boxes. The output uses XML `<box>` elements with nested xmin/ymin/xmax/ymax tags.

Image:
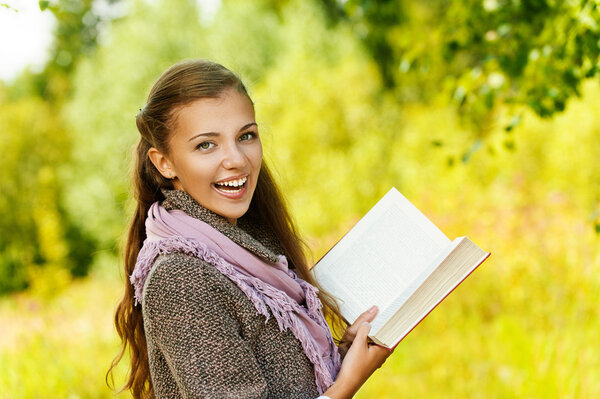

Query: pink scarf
<box><xmin>130</xmin><ymin>202</ymin><xmax>341</xmax><ymax>394</ymax></box>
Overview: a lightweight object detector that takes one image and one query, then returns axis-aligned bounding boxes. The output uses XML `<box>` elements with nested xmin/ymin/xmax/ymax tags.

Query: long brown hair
<box><xmin>107</xmin><ymin>59</ymin><xmax>346</xmax><ymax>398</ymax></box>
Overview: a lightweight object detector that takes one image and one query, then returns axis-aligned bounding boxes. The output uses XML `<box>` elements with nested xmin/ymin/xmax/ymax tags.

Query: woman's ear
<box><xmin>148</xmin><ymin>147</ymin><xmax>177</xmax><ymax>179</ymax></box>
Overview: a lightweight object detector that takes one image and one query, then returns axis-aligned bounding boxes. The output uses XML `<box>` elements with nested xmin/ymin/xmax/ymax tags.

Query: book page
<box><xmin>312</xmin><ymin>188</ymin><xmax>452</xmax><ymax>328</ymax></box>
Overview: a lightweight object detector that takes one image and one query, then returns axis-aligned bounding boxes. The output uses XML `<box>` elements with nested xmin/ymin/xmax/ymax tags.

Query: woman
<box><xmin>109</xmin><ymin>59</ymin><xmax>392</xmax><ymax>398</ymax></box>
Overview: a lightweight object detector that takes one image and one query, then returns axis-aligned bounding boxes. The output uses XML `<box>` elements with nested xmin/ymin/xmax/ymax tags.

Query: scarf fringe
<box><xmin>130</xmin><ymin>236</ymin><xmax>340</xmax><ymax>394</ymax></box>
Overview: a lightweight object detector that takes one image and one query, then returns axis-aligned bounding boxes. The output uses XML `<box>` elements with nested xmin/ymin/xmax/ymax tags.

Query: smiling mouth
<box><xmin>213</xmin><ymin>176</ymin><xmax>248</xmax><ymax>193</ymax></box>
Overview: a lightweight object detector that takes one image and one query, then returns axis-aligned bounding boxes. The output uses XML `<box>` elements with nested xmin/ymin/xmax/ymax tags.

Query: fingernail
<box><xmin>369</xmin><ymin>305</ymin><xmax>377</xmax><ymax>314</ymax></box>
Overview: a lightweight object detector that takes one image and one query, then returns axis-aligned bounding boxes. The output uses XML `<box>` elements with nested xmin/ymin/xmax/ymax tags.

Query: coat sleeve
<box><xmin>142</xmin><ymin>253</ymin><xmax>268</xmax><ymax>399</ymax></box>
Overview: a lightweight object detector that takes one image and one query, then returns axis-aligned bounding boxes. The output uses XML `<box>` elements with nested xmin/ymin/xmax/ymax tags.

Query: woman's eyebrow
<box><xmin>239</xmin><ymin>122</ymin><xmax>258</xmax><ymax>132</ymax></box>
<box><xmin>188</xmin><ymin>132</ymin><xmax>219</xmax><ymax>142</ymax></box>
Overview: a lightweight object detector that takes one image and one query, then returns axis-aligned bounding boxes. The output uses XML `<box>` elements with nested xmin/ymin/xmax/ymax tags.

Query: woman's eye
<box><xmin>197</xmin><ymin>141</ymin><xmax>214</xmax><ymax>150</ymax></box>
<box><xmin>239</xmin><ymin>132</ymin><xmax>255</xmax><ymax>141</ymax></box>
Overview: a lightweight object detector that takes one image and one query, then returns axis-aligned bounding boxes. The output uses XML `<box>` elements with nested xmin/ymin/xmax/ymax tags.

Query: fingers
<box><xmin>349</xmin><ymin>322</ymin><xmax>390</xmax><ymax>369</ymax></box>
<box><xmin>356</xmin><ymin>323</ymin><xmax>392</xmax><ymax>360</ymax></box>
<box><xmin>355</xmin><ymin>321</ymin><xmax>372</xmax><ymax>344</ymax></box>
<box><xmin>346</xmin><ymin>305</ymin><xmax>378</xmax><ymax>337</ymax></box>
<box><xmin>356</xmin><ymin>305</ymin><xmax>378</xmax><ymax>324</ymax></box>
<box><xmin>339</xmin><ymin>306</ymin><xmax>379</xmax><ymax>359</ymax></box>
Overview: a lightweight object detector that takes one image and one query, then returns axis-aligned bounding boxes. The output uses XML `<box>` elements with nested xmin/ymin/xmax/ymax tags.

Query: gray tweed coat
<box><xmin>142</xmin><ymin>189</ymin><xmax>321</xmax><ymax>398</ymax></box>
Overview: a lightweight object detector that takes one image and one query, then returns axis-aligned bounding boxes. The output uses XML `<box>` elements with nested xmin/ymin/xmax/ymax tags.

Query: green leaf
<box><xmin>39</xmin><ymin>1</ymin><xmax>50</xmax><ymax>11</ymax></box>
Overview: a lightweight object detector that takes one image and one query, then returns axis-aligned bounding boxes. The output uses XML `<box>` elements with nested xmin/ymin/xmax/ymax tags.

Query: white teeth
<box><xmin>216</xmin><ymin>177</ymin><xmax>247</xmax><ymax>189</ymax></box>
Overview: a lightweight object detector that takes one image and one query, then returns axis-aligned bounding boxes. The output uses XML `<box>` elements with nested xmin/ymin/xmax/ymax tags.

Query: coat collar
<box><xmin>160</xmin><ymin>189</ymin><xmax>281</xmax><ymax>264</ymax></box>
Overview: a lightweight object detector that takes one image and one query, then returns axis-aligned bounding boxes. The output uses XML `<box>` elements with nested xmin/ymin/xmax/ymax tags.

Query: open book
<box><xmin>311</xmin><ymin>187</ymin><xmax>490</xmax><ymax>349</ymax></box>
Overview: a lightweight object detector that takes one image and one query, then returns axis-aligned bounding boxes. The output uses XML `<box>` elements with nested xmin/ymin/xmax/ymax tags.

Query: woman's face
<box><xmin>150</xmin><ymin>88</ymin><xmax>262</xmax><ymax>224</ymax></box>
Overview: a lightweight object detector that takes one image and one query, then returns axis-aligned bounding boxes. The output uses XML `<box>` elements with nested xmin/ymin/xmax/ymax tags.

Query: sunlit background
<box><xmin>1</xmin><ymin>0</ymin><xmax>599</xmax><ymax>397</ymax></box>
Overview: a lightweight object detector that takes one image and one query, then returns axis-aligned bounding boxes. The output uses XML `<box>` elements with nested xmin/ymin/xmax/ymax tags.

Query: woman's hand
<box><xmin>338</xmin><ymin>305</ymin><xmax>378</xmax><ymax>359</ymax></box>
<box><xmin>324</xmin><ymin>307</ymin><xmax>394</xmax><ymax>399</ymax></box>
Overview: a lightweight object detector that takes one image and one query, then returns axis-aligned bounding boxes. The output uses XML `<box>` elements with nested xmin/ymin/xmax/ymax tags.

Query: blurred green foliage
<box><xmin>0</xmin><ymin>92</ymin><xmax>95</xmax><ymax>292</ymax></box>
<box><xmin>323</xmin><ymin>0</ymin><xmax>600</xmax><ymax>128</ymax></box>
<box><xmin>0</xmin><ymin>0</ymin><xmax>118</xmax><ymax>293</ymax></box>
<box><xmin>0</xmin><ymin>0</ymin><xmax>599</xmax><ymax>397</ymax></box>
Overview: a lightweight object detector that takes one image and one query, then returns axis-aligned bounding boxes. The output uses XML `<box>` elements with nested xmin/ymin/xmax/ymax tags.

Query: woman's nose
<box><xmin>222</xmin><ymin>143</ymin><xmax>246</xmax><ymax>169</ymax></box>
